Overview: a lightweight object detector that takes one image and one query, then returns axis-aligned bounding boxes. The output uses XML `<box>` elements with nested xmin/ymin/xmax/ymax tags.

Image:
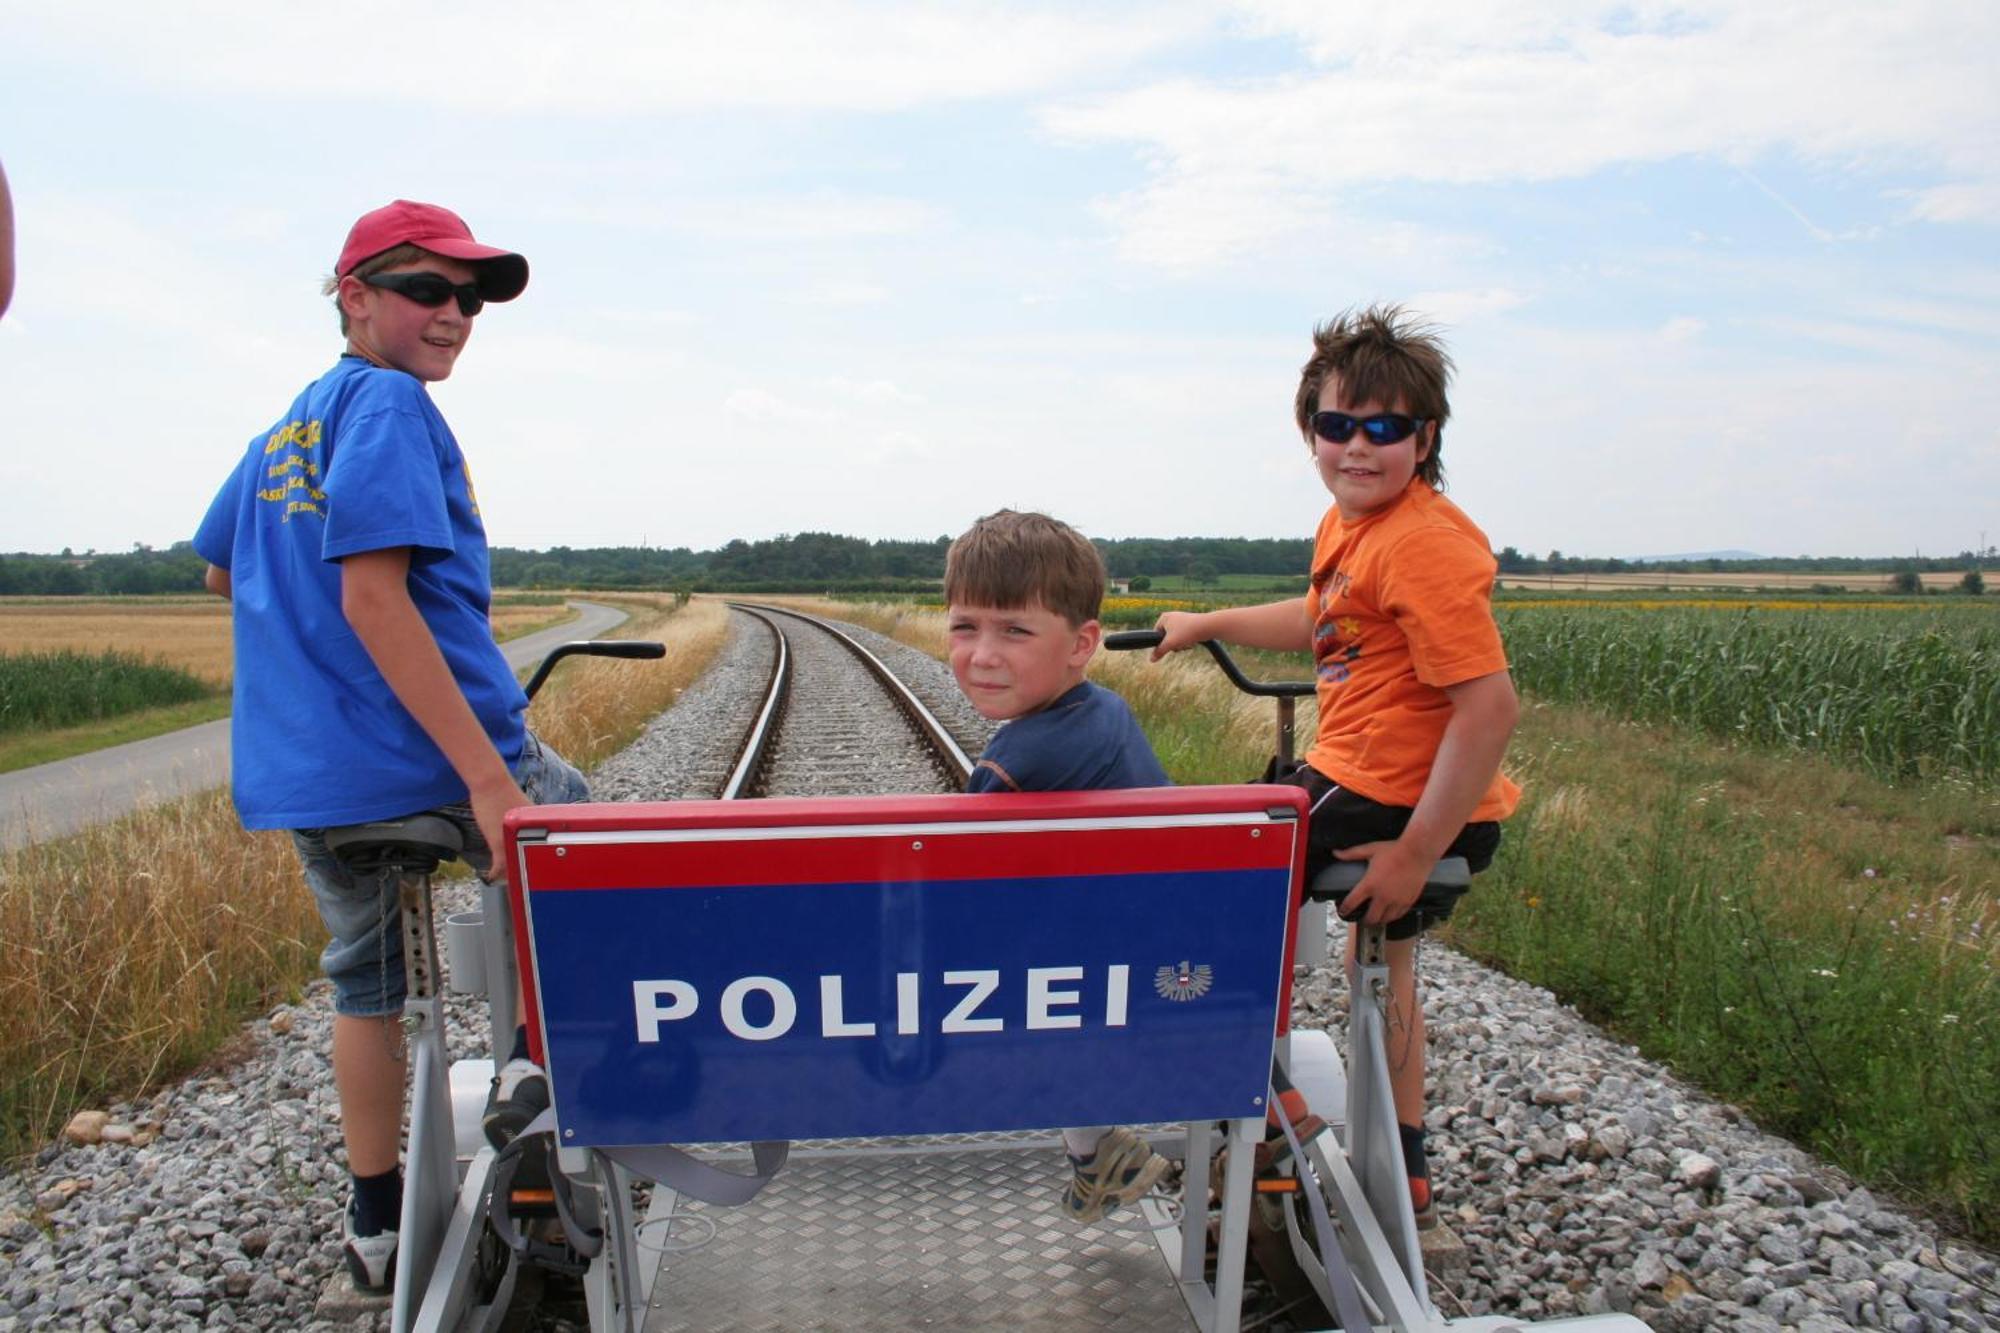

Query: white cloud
<box><xmin>1449</xmin><ymin>316</ymin><xmax>2000</xmax><ymax>558</ymax></box>
<box><xmin>826</xmin><ymin>376</ymin><xmax>925</xmax><ymax>406</ymax></box>
<box><xmin>1408</xmin><ymin>288</ymin><xmax>1531</xmax><ymax>325</ymax></box>
<box><xmin>15</xmin><ymin>2</ymin><xmax>1212</xmax><ymax>113</ymax></box>
<box><xmin>723</xmin><ymin>389</ymin><xmax>837</xmax><ymax>426</ymax></box>
<box><xmin>861</xmin><ymin>431</ymin><xmax>938</xmax><ymax>465</ymax></box>
<box><xmin>800</xmin><ymin>280</ymin><xmax>891</xmax><ymax>307</ymax></box>
<box><xmin>1044</xmin><ymin>1</ymin><xmax>2000</xmax><ymax>269</ymax></box>
<box><xmin>1894</xmin><ymin>182</ymin><xmax>2000</xmax><ymax>225</ymax></box>
<box><xmin>1753</xmin><ymin>315</ymin><xmax>1987</xmax><ymax>365</ymax></box>
<box><xmin>1658</xmin><ymin>316</ymin><xmax>1705</xmax><ymax>343</ymax></box>
<box><xmin>555</xmin><ymin>192</ymin><xmax>945</xmax><ymax>242</ymax></box>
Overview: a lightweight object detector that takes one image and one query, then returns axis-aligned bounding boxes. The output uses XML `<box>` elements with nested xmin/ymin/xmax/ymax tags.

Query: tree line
<box><xmin>1496</xmin><ymin>546</ymin><xmax>1996</xmax><ymax>576</ymax></box>
<box><xmin>1</xmin><ymin>538</ymin><xmax>1990</xmax><ymax>596</ymax></box>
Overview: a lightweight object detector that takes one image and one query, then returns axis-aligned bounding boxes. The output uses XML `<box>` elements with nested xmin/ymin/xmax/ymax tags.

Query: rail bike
<box><xmin>323</xmin><ymin>630</ymin><xmax>1646</xmax><ymax>1332</ymax></box>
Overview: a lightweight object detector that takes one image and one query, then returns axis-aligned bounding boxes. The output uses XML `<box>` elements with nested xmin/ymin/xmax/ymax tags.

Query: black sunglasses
<box><xmin>362</xmin><ymin>271</ymin><xmax>485</xmax><ymax>317</ymax></box>
<box><xmin>1309</xmin><ymin>411</ymin><xmax>1428</xmax><ymax>446</ymax></box>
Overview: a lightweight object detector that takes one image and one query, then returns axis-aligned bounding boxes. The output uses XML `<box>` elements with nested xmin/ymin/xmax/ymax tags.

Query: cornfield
<box><xmin>1498</xmin><ymin>605</ymin><xmax>2000</xmax><ymax>782</ymax></box>
<box><xmin>0</xmin><ymin>649</ymin><xmax>216</xmax><ymax>736</ymax></box>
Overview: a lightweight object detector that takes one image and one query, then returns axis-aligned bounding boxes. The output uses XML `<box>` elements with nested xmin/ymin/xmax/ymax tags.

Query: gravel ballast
<box><xmin>3</xmin><ymin>613</ymin><xmax>1992</xmax><ymax>1332</ymax></box>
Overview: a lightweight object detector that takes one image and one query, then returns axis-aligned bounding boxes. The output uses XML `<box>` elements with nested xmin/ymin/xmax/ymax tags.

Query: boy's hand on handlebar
<box><xmin>1333</xmin><ymin>841</ymin><xmax>1428</xmax><ymax>925</ymax></box>
<box><xmin>1150</xmin><ymin>612</ymin><xmax>1206</xmax><ymax>661</ymax></box>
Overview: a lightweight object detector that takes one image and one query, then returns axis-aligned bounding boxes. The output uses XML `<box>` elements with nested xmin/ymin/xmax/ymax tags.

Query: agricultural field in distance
<box><xmin>0</xmin><ymin>593</ymin><xmax>576</xmax><ymax>772</ymax></box>
<box><xmin>1497</xmin><ymin>569</ymin><xmax>1975</xmax><ymax>593</ymax></box>
<box><xmin>0</xmin><ymin>594</ymin><xmax>570</xmax><ymax>685</ymax></box>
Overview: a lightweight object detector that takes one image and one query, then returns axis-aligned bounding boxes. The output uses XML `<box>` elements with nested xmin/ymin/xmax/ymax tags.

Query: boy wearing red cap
<box><xmin>194</xmin><ymin>201</ymin><xmax>581</xmax><ymax>1293</ymax></box>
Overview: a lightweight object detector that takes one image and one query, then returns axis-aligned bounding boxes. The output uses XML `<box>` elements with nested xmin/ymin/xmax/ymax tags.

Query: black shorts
<box><xmin>1277</xmin><ymin>763</ymin><xmax>1500</xmax><ymax>940</ymax></box>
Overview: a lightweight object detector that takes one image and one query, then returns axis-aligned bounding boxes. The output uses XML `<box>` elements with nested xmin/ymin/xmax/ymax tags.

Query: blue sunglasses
<box><xmin>1310</xmin><ymin>411</ymin><xmax>1428</xmax><ymax>446</ymax></box>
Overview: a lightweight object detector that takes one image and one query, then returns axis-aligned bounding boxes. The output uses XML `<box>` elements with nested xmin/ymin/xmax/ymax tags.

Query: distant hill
<box><xmin>1630</xmin><ymin>549</ymin><xmax>1764</xmax><ymax>563</ymax></box>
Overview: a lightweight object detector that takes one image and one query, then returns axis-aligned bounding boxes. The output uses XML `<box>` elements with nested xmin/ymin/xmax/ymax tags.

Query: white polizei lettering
<box><xmin>721</xmin><ymin>976</ymin><xmax>796</xmax><ymax>1041</ymax></box>
<box><xmin>633</xmin><ymin>980</ymin><xmax>698</xmax><ymax>1043</ymax></box>
<box><xmin>1026</xmin><ymin>967</ymin><xmax>1084</xmax><ymax>1030</ymax></box>
<box><xmin>1105</xmin><ymin>964</ymin><xmax>1129</xmax><ymax>1027</ymax></box>
<box><xmin>635</xmin><ymin>965</ymin><xmax>1143</xmax><ymax>1043</ymax></box>
<box><xmin>941</xmin><ymin>970</ymin><xmax>1003</xmax><ymax>1033</ymax></box>
<box><xmin>819</xmin><ymin>975</ymin><xmax>875</xmax><ymax>1038</ymax></box>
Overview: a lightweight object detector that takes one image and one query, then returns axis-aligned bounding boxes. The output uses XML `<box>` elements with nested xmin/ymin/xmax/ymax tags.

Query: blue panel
<box><xmin>527</xmin><ymin>868</ymin><xmax>1292</xmax><ymax>1145</ymax></box>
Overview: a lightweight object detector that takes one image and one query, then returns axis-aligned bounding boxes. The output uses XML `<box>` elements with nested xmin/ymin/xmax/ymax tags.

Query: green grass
<box><xmin>0</xmin><ymin>695</ymin><xmax>234</xmax><ymax>775</ymax></box>
<box><xmin>0</xmin><ymin>649</ymin><xmax>216</xmax><ymax>737</ymax></box>
<box><xmin>1498</xmin><ymin>604</ymin><xmax>2000</xmax><ymax>782</ymax></box>
<box><xmin>1446</xmin><ymin>703</ymin><xmax>1998</xmax><ymax>1242</ymax></box>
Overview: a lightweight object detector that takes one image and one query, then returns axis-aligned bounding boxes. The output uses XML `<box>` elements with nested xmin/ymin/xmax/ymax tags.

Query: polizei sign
<box><xmin>505</xmin><ymin>788</ymin><xmax>1305</xmax><ymax>1146</ymax></box>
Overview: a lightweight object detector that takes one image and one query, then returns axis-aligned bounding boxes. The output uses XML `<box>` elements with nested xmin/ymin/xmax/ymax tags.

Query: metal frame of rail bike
<box><xmin>349</xmin><ymin>627</ymin><xmax>1647</xmax><ymax>1333</ymax></box>
<box><xmin>320</xmin><ymin>639</ymin><xmax>665</xmax><ymax>1333</ymax></box>
<box><xmin>1106</xmin><ymin>629</ymin><xmax>1648</xmax><ymax>1333</ymax></box>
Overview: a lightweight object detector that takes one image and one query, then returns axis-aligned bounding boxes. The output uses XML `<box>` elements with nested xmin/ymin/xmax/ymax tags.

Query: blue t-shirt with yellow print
<box><xmin>194</xmin><ymin>355</ymin><xmax>526</xmax><ymax>829</ymax></box>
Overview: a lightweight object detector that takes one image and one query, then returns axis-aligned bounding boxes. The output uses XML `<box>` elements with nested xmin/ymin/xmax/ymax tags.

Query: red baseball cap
<box><xmin>335</xmin><ymin>200</ymin><xmax>529</xmax><ymax>302</ymax></box>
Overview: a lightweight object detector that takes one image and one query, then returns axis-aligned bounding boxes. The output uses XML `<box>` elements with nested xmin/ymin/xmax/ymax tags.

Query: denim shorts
<box><xmin>290</xmin><ymin>732</ymin><xmax>590</xmax><ymax>1017</ymax></box>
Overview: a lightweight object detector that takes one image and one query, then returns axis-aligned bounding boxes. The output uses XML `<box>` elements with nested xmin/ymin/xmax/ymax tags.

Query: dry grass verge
<box><xmin>0</xmin><ymin>595</ymin><xmax>729</xmax><ymax>1162</ymax></box>
<box><xmin>526</xmin><ymin>597</ymin><xmax>729</xmax><ymax>768</ymax></box>
<box><xmin>0</xmin><ymin>792</ymin><xmax>316</xmax><ymax>1157</ymax></box>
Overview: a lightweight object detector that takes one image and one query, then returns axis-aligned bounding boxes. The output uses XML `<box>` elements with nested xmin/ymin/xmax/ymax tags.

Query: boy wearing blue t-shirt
<box><xmin>945</xmin><ymin>510</ymin><xmax>1172</xmax><ymax>1221</ymax></box>
<box><xmin>193</xmin><ymin>200</ymin><xmax>583</xmax><ymax>1294</ymax></box>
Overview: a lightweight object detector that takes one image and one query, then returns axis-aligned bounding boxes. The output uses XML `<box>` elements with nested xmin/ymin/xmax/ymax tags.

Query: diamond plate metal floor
<box><xmin>641</xmin><ymin>1134</ymin><xmax>1196</xmax><ymax>1331</ymax></box>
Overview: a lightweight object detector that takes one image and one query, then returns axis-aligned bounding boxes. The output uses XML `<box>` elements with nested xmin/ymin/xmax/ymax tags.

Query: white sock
<box><xmin>1063</xmin><ymin>1126</ymin><xmax>1109</xmax><ymax>1160</ymax></box>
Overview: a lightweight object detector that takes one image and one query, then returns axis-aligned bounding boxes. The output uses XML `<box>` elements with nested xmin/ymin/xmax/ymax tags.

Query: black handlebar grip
<box><xmin>1104</xmin><ymin>629</ymin><xmax>1166</xmax><ymax>651</ymax></box>
<box><xmin>583</xmin><ymin>640</ymin><xmax>668</xmax><ymax>659</ymax></box>
<box><xmin>524</xmin><ymin>639</ymin><xmax>668</xmax><ymax>699</ymax></box>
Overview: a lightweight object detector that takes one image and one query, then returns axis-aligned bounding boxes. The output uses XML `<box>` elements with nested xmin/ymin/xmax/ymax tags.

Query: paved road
<box><xmin>0</xmin><ymin>601</ymin><xmax>630</xmax><ymax>853</ymax></box>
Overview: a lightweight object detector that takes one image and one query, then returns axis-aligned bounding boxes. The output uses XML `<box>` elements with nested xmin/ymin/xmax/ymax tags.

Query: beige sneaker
<box><xmin>1061</xmin><ymin>1127</ymin><xmax>1169</xmax><ymax>1223</ymax></box>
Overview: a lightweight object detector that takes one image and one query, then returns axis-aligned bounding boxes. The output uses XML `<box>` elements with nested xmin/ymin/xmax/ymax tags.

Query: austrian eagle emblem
<box><xmin>1154</xmin><ymin>961</ymin><xmax>1213</xmax><ymax>1002</ymax></box>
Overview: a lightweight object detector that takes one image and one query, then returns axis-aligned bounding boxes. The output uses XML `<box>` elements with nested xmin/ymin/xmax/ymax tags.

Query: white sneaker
<box><xmin>482</xmin><ymin>1057</ymin><xmax>550</xmax><ymax>1147</ymax></box>
<box><xmin>341</xmin><ymin>1199</ymin><xmax>398</xmax><ymax>1294</ymax></box>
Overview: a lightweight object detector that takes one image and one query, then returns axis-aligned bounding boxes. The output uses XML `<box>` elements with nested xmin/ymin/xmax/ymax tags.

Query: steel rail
<box><xmin>726</xmin><ymin>603</ymin><xmax>975</xmax><ymax>790</ymax></box>
<box><xmin>718</xmin><ymin>606</ymin><xmax>791</xmax><ymax>800</ymax></box>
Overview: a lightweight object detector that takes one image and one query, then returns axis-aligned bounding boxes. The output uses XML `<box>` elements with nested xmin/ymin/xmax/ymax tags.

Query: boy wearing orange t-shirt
<box><xmin>1152</xmin><ymin>304</ymin><xmax>1518</xmax><ymax>1226</ymax></box>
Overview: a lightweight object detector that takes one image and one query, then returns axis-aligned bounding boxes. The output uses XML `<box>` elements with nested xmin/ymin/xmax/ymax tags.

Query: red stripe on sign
<box><xmin>517</xmin><ymin>819</ymin><xmax>1294</xmax><ymax>891</ymax></box>
<box><xmin>505</xmin><ymin>786</ymin><xmax>1305</xmax><ymax>892</ymax></box>
<box><xmin>504</xmin><ymin>785</ymin><xmax>1303</xmax><ymax>838</ymax></box>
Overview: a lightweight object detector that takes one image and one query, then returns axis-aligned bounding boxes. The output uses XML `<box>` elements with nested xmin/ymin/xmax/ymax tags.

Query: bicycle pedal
<box><xmin>1254</xmin><ymin>1114</ymin><xmax>1327</xmax><ymax>1174</ymax></box>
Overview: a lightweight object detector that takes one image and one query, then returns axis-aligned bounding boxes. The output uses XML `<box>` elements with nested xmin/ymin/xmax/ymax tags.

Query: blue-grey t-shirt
<box><xmin>193</xmin><ymin>356</ymin><xmax>526</xmax><ymax>829</ymax></box>
<box><xmin>964</xmin><ymin>681</ymin><xmax>1169</xmax><ymax>794</ymax></box>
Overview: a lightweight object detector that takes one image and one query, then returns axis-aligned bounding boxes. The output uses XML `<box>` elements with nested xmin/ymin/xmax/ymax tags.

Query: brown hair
<box><xmin>1294</xmin><ymin>303</ymin><xmax>1454</xmax><ymax>488</ymax></box>
<box><xmin>321</xmin><ymin>243</ymin><xmax>431</xmax><ymax>336</ymax></box>
<box><xmin>944</xmin><ymin>509</ymin><xmax>1107</xmax><ymax>627</ymax></box>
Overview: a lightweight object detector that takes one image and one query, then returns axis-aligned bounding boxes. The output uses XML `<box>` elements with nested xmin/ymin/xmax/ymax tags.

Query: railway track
<box><xmin>719</xmin><ymin>603</ymin><xmax>973</xmax><ymax>798</ymax></box>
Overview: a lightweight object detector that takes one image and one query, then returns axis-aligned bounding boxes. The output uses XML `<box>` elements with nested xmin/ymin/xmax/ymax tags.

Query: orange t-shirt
<box><xmin>1303</xmin><ymin>480</ymin><xmax>1520</xmax><ymax>821</ymax></box>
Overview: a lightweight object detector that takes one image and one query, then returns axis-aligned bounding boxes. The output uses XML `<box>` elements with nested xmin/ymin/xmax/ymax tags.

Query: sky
<box><xmin>2</xmin><ymin>1</ymin><xmax>1996</xmax><ymax>562</ymax></box>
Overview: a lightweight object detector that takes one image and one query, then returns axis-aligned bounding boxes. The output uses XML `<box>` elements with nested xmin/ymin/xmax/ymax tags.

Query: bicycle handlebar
<box><xmin>523</xmin><ymin>639</ymin><xmax>667</xmax><ymax>700</ymax></box>
<box><xmin>1103</xmin><ymin>629</ymin><xmax>1315</xmax><ymax>699</ymax></box>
